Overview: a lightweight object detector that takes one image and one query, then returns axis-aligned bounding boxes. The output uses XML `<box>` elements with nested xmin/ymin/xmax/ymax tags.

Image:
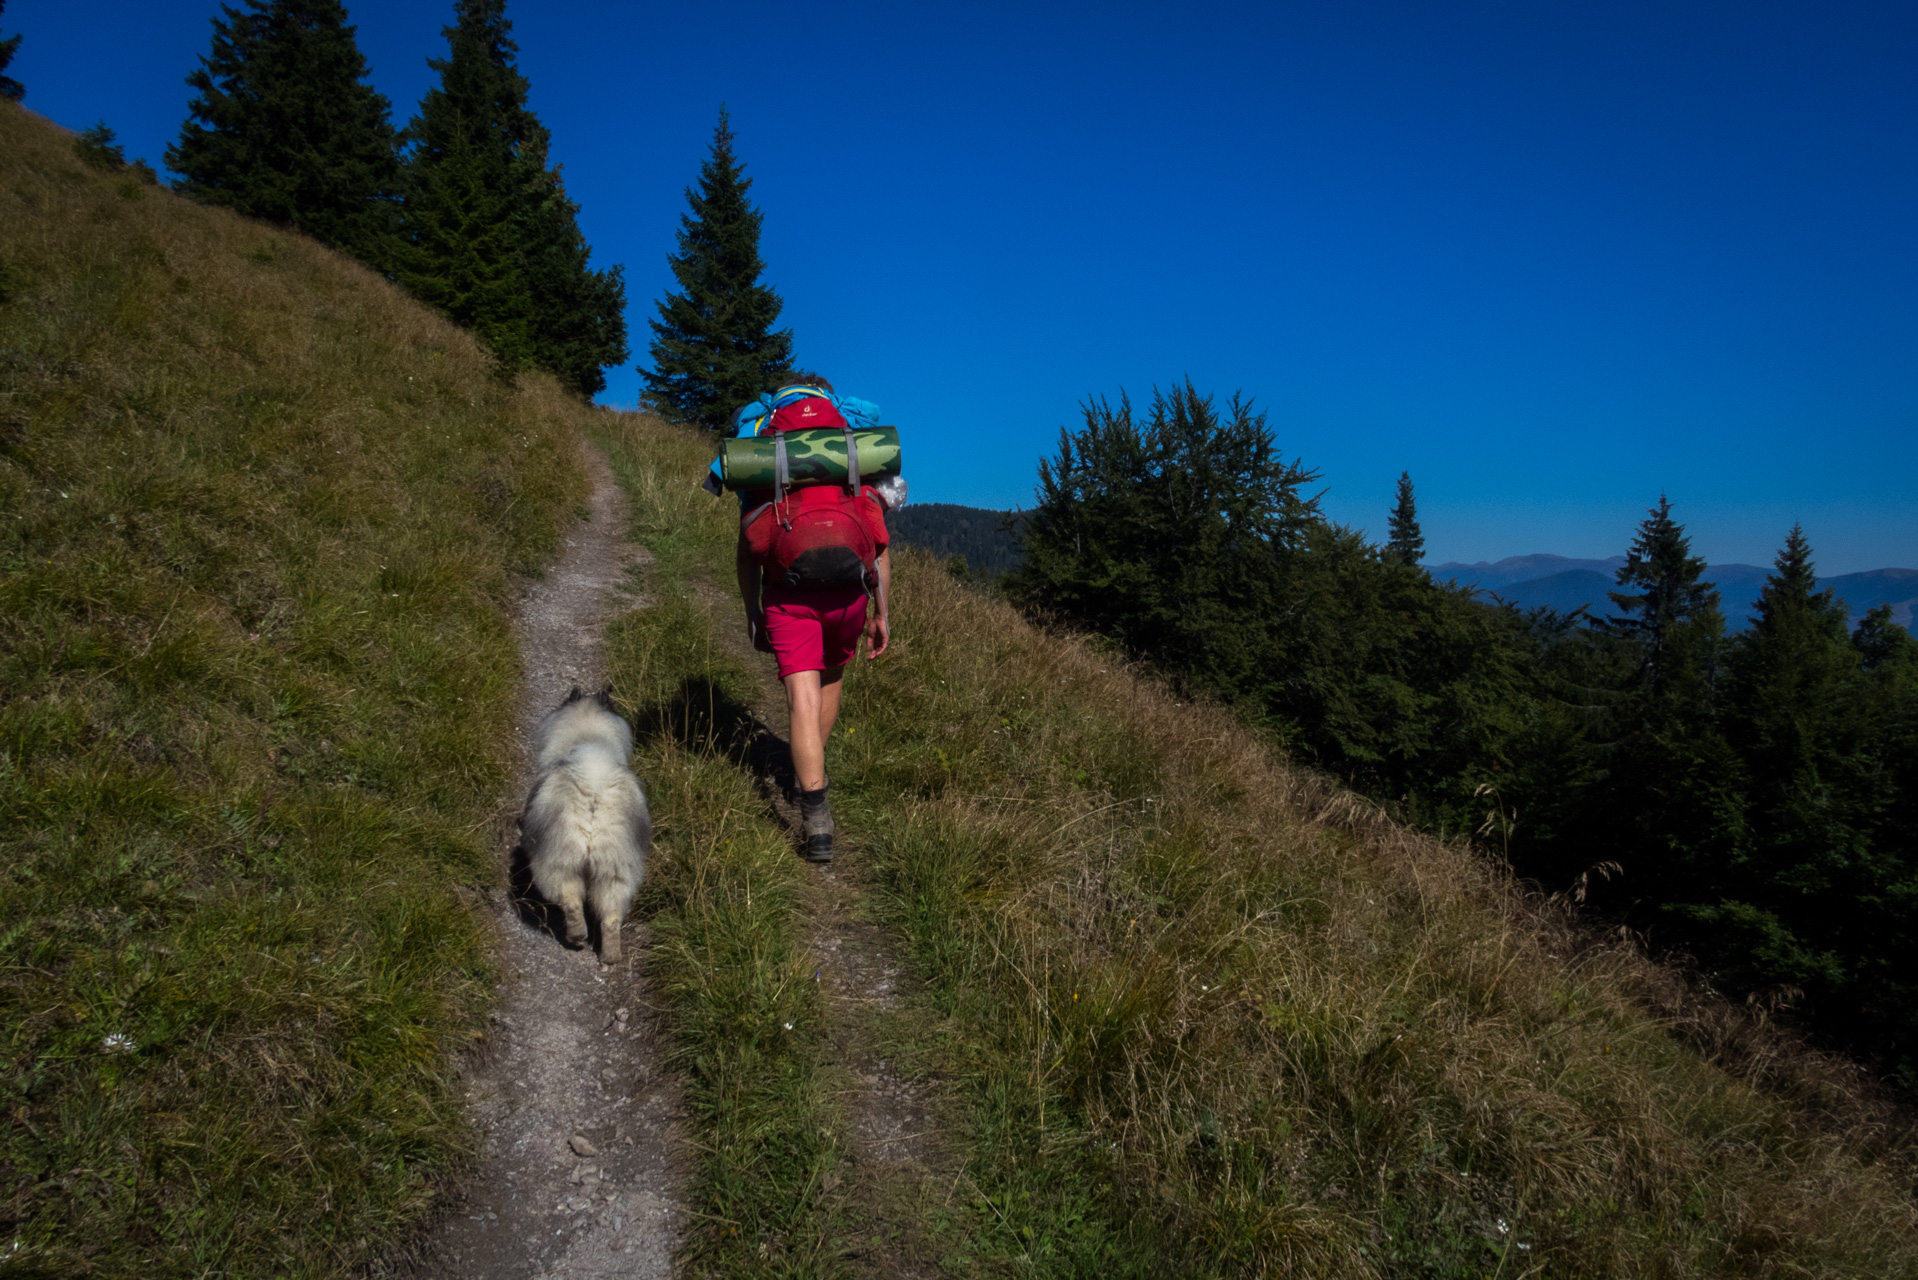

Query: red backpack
<box><xmin>741</xmin><ymin>395</ymin><xmax>888</xmax><ymax>591</ymax></box>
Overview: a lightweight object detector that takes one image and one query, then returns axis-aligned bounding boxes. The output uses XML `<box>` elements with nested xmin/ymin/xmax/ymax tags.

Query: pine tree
<box><xmin>395</xmin><ymin>0</ymin><xmax>538</xmax><ymax>369</ymax></box>
<box><xmin>515</xmin><ymin>134</ymin><xmax>628</xmax><ymax>396</ymax></box>
<box><xmin>166</xmin><ymin>0</ymin><xmax>400</xmax><ymax>267</ymax></box>
<box><xmin>1603</xmin><ymin>495</ymin><xmax>1721</xmax><ymax>692</ymax></box>
<box><xmin>1694</xmin><ymin>526</ymin><xmax>1880</xmax><ymax>1020</ymax></box>
<box><xmin>642</xmin><ymin>108</ymin><xmax>793</xmax><ymax>430</ymax></box>
<box><xmin>1</xmin><ymin>0</ymin><xmax>25</xmax><ymax>103</ymax></box>
<box><xmin>397</xmin><ymin>0</ymin><xmax>625</xmax><ymax>392</ymax></box>
<box><xmin>1386</xmin><ymin>470</ymin><xmax>1424</xmax><ymax>565</ymax></box>
<box><xmin>1854</xmin><ymin>603</ymin><xmax>1918</xmax><ymax>674</ymax></box>
<box><xmin>1849</xmin><ymin>603</ymin><xmax>1918</xmax><ymax>1084</ymax></box>
<box><xmin>1592</xmin><ymin>497</ymin><xmax>1744</xmax><ymax>918</ymax></box>
<box><xmin>1012</xmin><ymin>384</ymin><xmax>1320</xmax><ymax>696</ymax></box>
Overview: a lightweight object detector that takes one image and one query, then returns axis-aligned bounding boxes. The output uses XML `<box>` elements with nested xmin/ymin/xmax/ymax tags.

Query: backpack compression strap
<box><xmin>843</xmin><ymin>427</ymin><xmax>860</xmax><ymax>494</ymax></box>
<box><xmin>773</xmin><ymin>432</ymin><xmax>792</xmax><ymax>528</ymax></box>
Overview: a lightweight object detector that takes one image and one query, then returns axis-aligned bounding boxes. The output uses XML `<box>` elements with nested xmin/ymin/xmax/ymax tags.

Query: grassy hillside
<box><xmin>0</xmin><ymin>104</ymin><xmax>591</xmax><ymax>1274</ymax></box>
<box><xmin>599</xmin><ymin>412</ymin><xmax>1918</xmax><ymax>1278</ymax></box>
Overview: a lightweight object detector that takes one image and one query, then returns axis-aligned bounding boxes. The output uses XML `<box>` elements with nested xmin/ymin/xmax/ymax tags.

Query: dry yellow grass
<box><xmin>837</xmin><ymin>545</ymin><xmax>1918</xmax><ymax>1275</ymax></box>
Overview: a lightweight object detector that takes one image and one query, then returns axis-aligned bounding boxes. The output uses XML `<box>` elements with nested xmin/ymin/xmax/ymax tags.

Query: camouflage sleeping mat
<box><xmin>718</xmin><ymin>426</ymin><xmax>901</xmax><ymax>491</ymax></box>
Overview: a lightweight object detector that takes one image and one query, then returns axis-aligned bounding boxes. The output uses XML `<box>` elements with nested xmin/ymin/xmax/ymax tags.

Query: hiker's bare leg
<box><xmin>783</xmin><ymin>665</ymin><xmax>845</xmax><ymax>792</ymax></box>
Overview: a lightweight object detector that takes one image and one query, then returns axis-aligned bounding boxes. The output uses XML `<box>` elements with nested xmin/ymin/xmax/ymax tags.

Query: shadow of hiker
<box><xmin>632</xmin><ymin>674</ymin><xmax>798</xmax><ymax>811</ymax></box>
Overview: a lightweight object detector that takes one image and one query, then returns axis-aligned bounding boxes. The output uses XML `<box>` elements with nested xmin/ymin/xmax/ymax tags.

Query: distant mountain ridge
<box><xmin>888</xmin><ymin>502</ymin><xmax>1025</xmax><ymax>577</ymax></box>
<box><xmin>1433</xmin><ymin>557</ymin><xmax>1918</xmax><ymax>629</ymax></box>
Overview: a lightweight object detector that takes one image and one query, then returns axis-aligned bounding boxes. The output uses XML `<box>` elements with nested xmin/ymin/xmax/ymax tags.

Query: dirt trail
<box><xmin>699</xmin><ymin>575</ymin><xmax>957</xmax><ymax>1276</ymax></box>
<box><xmin>412</xmin><ymin>439</ymin><xmax>686</xmax><ymax>1279</ymax></box>
<box><xmin>806</xmin><ymin>874</ymin><xmax>955</xmax><ymax>1276</ymax></box>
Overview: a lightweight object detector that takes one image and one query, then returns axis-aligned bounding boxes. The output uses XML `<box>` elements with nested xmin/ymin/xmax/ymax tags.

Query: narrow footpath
<box><xmin>412</xmin><ymin>439</ymin><xmax>686</xmax><ymax>1279</ymax></box>
<box><xmin>699</xmin><ymin>573</ymin><xmax>959</xmax><ymax>1277</ymax></box>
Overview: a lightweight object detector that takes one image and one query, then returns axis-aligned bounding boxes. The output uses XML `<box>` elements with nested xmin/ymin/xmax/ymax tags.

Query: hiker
<box><xmin>731</xmin><ymin>374</ymin><xmax>895</xmax><ymax>862</ymax></box>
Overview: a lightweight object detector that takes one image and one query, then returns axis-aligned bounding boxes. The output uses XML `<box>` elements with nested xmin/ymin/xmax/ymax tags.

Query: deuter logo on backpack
<box><xmin>768</xmin><ymin>395</ymin><xmax>848</xmax><ymax>434</ymax></box>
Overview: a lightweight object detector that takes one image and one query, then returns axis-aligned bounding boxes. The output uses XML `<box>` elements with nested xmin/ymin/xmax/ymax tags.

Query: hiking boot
<box><xmin>798</xmin><ymin>786</ymin><xmax>834</xmax><ymax>863</ymax></box>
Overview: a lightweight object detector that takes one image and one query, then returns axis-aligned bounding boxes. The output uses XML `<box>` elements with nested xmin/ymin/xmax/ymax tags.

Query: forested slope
<box><xmin>1011</xmin><ymin>387</ymin><xmax>1918</xmax><ymax>1090</ymax></box>
<box><xmin>0</xmin><ymin>105</ymin><xmax>591</xmax><ymax>1273</ymax></box>
<box><xmin>887</xmin><ymin>501</ymin><xmax>1023</xmax><ymax>578</ymax></box>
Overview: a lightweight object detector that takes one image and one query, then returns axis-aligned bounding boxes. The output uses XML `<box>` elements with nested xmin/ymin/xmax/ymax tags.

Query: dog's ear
<box><xmin>563</xmin><ymin>685</ymin><xmax>583</xmax><ymax>704</ymax></box>
<box><xmin>592</xmin><ymin>685</ymin><xmax>618</xmax><ymax>713</ymax></box>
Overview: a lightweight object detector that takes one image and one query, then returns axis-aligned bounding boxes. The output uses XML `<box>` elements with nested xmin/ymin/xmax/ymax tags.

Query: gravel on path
<box><xmin>408</xmin><ymin>435</ymin><xmax>686</xmax><ymax>1280</ymax></box>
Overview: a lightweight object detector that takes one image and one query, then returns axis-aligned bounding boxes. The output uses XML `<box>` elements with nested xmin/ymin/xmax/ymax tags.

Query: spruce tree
<box><xmin>515</xmin><ymin>134</ymin><xmax>628</xmax><ymax>396</ymax></box>
<box><xmin>396</xmin><ymin>0</ymin><xmax>537</xmax><ymax>369</ymax></box>
<box><xmin>1603</xmin><ymin>495</ymin><xmax>1721</xmax><ymax>691</ymax></box>
<box><xmin>166</xmin><ymin>0</ymin><xmax>400</xmax><ymax>266</ymax></box>
<box><xmin>643</xmin><ymin>108</ymin><xmax>794</xmax><ymax>430</ymax></box>
<box><xmin>1854</xmin><ymin>603</ymin><xmax>1918</xmax><ymax>674</ymax></box>
<box><xmin>1</xmin><ymin>0</ymin><xmax>24</xmax><ymax>103</ymax></box>
<box><xmin>1386</xmin><ymin>470</ymin><xmax>1424</xmax><ymax>565</ymax></box>
<box><xmin>1850</xmin><ymin>602</ymin><xmax>1918</xmax><ymax>1083</ymax></box>
<box><xmin>397</xmin><ymin>0</ymin><xmax>625</xmax><ymax>392</ymax></box>
<box><xmin>1594</xmin><ymin>497</ymin><xmax>1744</xmax><ymax>919</ymax></box>
<box><xmin>1699</xmin><ymin>527</ymin><xmax>1879</xmax><ymax>1020</ymax></box>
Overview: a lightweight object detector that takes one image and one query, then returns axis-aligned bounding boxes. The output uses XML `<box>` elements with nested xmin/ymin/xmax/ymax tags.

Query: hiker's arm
<box><xmin>865</xmin><ymin>549</ymin><xmax>891</xmax><ymax>658</ymax></box>
<box><xmin>736</xmin><ymin>536</ymin><xmax>766</xmax><ymax>645</ymax></box>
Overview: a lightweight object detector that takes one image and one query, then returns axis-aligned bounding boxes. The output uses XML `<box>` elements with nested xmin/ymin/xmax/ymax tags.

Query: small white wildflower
<box><xmin>1495</xmin><ymin>1218</ymin><xmax>1509</xmax><ymax>1235</ymax></box>
<box><xmin>101</xmin><ymin>1033</ymin><xmax>137</xmax><ymax>1054</ymax></box>
<box><xmin>783</xmin><ymin>1022</ymin><xmax>793</xmax><ymax>1031</ymax></box>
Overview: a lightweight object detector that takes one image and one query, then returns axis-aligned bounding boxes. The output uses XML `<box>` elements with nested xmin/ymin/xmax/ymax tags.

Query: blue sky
<box><xmin>9</xmin><ymin>0</ymin><xmax>1916</xmax><ymax>573</ymax></box>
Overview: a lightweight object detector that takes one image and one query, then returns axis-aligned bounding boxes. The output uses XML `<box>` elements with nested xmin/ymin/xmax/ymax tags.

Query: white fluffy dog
<box><xmin>520</xmin><ymin>687</ymin><xmax>650</xmax><ymax>962</ymax></box>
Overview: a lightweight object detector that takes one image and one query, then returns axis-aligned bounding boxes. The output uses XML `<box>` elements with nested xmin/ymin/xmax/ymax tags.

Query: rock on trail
<box><xmin>407</xmin><ymin>437</ymin><xmax>685</xmax><ymax>1279</ymax></box>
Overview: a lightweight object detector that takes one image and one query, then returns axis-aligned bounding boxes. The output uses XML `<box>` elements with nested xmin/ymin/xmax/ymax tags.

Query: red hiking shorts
<box><xmin>762</xmin><ymin>585</ymin><xmax>868</xmax><ymax>679</ymax></box>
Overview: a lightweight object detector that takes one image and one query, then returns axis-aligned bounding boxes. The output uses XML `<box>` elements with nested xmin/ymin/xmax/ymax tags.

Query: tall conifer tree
<box><xmin>167</xmin><ymin>0</ymin><xmax>400</xmax><ymax>266</ymax></box>
<box><xmin>1</xmin><ymin>0</ymin><xmax>25</xmax><ymax>103</ymax></box>
<box><xmin>1698</xmin><ymin>527</ymin><xmax>1875</xmax><ymax>1005</ymax></box>
<box><xmin>643</xmin><ymin>108</ymin><xmax>793</xmax><ymax>430</ymax></box>
<box><xmin>1603</xmin><ymin>495</ymin><xmax>1721</xmax><ymax>691</ymax></box>
<box><xmin>396</xmin><ymin>0</ymin><xmax>537</xmax><ymax>369</ymax></box>
<box><xmin>397</xmin><ymin>0</ymin><xmax>624</xmax><ymax>391</ymax></box>
<box><xmin>515</xmin><ymin>135</ymin><xmax>629</xmax><ymax>396</ymax></box>
<box><xmin>1595</xmin><ymin>497</ymin><xmax>1744</xmax><ymax>917</ymax></box>
<box><xmin>1386</xmin><ymin>471</ymin><xmax>1424</xmax><ymax>565</ymax></box>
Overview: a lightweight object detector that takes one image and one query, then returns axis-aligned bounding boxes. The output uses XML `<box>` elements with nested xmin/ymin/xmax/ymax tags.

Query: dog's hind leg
<box><xmin>552</xmin><ymin>876</ymin><xmax>589</xmax><ymax>951</ymax></box>
<box><xmin>590</xmin><ymin>873</ymin><xmax>633</xmax><ymax>963</ymax></box>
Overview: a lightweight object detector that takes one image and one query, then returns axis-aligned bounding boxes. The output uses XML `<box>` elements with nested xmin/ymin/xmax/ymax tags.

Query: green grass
<box><xmin>593</xmin><ymin>413</ymin><xmax>844</xmax><ymax>1277</ymax></box>
<box><xmin>0</xmin><ymin>104</ymin><xmax>591</xmax><ymax>1274</ymax></box>
<box><xmin>600</xmin><ymin>411</ymin><xmax>1918</xmax><ymax>1279</ymax></box>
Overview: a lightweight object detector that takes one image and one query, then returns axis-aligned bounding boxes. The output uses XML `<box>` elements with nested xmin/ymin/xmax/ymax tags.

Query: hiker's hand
<box><xmin>748</xmin><ymin>608</ymin><xmax>773</xmax><ymax>653</ymax></box>
<box><xmin>864</xmin><ymin>615</ymin><xmax>889</xmax><ymax>659</ymax></box>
